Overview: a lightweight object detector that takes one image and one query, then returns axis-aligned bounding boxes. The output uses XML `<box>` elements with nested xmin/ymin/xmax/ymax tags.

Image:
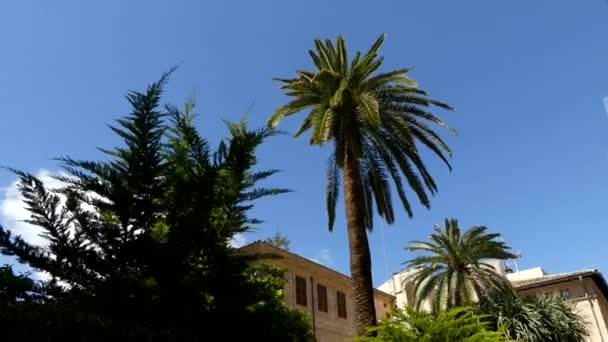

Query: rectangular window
<box><xmin>337</xmin><ymin>291</ymin><xmax>347</xmax><ymax>319</ymax></box>
<box><xmin>317</xmin><ymin>284</ymin><xmax>328</xmax><ymax>312</ymax></box>
<box><xmin>560</xmin><ymin>288</ymin><xmax>571</xmax><ymax>300</ymax></box>
<box><xmin>295</xmin><ymin>276</ymin><xmax>307</xmax><ymax>306</ymax></box>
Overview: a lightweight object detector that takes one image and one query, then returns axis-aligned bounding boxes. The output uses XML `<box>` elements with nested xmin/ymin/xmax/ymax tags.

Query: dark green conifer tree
<box><xmin>0</xmin><ymin>72</ymin><xmax>310</xmax><ymax>341</ymax></box>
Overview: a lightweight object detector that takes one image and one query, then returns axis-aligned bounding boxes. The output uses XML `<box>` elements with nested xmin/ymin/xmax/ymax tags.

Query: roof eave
<box><xmin>514</xmin><ymin>270</ymin><xmax>608</xmax><ymax>301</ymax></box>
<box><xmin>240</xmin><ymin>241</ymin><xmax>396</xmax><ymax>300</ymax></box>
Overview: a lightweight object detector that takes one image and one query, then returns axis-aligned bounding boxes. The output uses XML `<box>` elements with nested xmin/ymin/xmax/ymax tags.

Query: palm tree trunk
<box><xmin>342</xmin><ymin>147</ymin><xmax>377</xmax><ymax>336</ymax></box>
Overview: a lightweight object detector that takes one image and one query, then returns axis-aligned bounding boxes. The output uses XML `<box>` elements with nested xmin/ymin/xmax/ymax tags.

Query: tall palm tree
<box><xmin>404</xmin><ymin>218</ymin><xmax>516</xmax><ymax>312</ymax></box>
<box><xmin>268</xmin><ymin>34</ymin><xmax>454</xmax><ymax>334</ymax></box>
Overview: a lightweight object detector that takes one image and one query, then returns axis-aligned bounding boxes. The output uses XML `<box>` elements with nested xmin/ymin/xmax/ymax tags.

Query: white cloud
<box><xmin>1</xmin><ymin>170</ymin><xmax>251</xmax><ymax>280</ymax></box>
<box><xmin>31</xmin><ymin>270</ymin><xmax>52</xmax><ymax>281</ymax></box>
<box><xmin>0</xmin><ymin>169</ymin><xmax>64</xmax><ymax>247</ymax></box>
<box><xmin>229</xmin><ymin>233</ymin><xmax>247</xmax><ymax>248</ymax></box>
<box><xmin>0</xmin><ymin>170</ymin><xmax>66</xmax><ymax>280</ymax></box>
<box><xmin>311</xmin><ymin>248</ymin><xmax>334</xmax><ymax>267</ymax></box>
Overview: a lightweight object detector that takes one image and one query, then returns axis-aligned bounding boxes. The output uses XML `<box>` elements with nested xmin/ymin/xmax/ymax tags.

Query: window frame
<box><xmin>337</xmin><ymin>290</ymin><xmax>347</xmax><ymax>319</ymax></box>
<box><xmin>317</xmin><ymin>284</ymin><xmax>328</xmax><ymax>312</ymax></box>
<box><xmin>295</xmin><ymin>276</ymin><xmax>307</xmax><ymax>307</ymax></box>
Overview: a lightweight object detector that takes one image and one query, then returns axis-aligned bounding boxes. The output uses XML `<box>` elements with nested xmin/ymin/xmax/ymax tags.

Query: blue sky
<box><xmin>1</xmin><ymin>1</ymin><xmax>608</xmax><ymax>286</ymax></box>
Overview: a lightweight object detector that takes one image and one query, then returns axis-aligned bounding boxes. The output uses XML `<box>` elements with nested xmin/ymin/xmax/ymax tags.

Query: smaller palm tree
<box><xmin>404</xmin><ymin>218</ymin><xmax>516</xmax><ymax>311</ymax></box>
<box><xmin>478</xmin><ymin>289</ymin><xmax>589</xmax><ymax>342</ymax></box>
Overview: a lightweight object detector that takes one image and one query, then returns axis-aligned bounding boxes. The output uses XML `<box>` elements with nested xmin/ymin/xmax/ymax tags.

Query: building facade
<box><xmin>379</xmin><ymin>265</ymin><xmax>608</xmax><ymax>342</ymax></box>
<box><xmin>241</xmin><ymin>241</ymin><xmax>395</xmax><ymax>342</ymax></box>
<box><xmin>509</xmin><ymin>268</ymin><xmax>608</xmax><ymax>342</ymax></box>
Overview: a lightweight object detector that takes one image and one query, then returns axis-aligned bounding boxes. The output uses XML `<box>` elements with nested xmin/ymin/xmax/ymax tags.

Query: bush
<box><xmin>478</xmin><ymin>289</ymin><xmax>589</xmax><ymax>342</ymax></box>
<box><xmin>359</xmin><ymin>307</ymin><xmax>507</xmax><ymax>342</ymax></box>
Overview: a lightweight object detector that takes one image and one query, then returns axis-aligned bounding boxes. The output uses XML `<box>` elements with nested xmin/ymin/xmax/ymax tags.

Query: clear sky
<box><xmin>1</xmin><ymin>0</ymin><xmax>608</xmax><ymax>286</ymax></box>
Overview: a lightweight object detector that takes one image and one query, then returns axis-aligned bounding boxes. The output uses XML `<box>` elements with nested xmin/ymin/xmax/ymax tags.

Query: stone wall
<box><xmin>242</xmin><ymin>242</ymin><xmax>395</xmax><ymax>342</ymax></box>
<box><xmin>517</xmin><ymin>278</ymin><xmax>608</xmax><ymax>342</ymax></box>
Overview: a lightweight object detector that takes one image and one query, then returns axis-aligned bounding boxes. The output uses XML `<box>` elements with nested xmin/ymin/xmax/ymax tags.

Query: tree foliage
<box><xmin>404</xmin><ymin>218</ymin><xmax>516</xmax><ymax>312</ymax></box>
<box><xmin>0</xmin><ymin>265</ymin><xmax>48</xmax><ymax>307</ymax></box>
<box><xmin>359</xmin><ymin>307</ymin><xmax>508</xmax><ymax>342</ymax></box>
<box><xmin>0</xmin><ymin>74</ymin><xmax>310</xmax><ymax>341</ymax></box>
<box><xmin>264</xmin><ymin>231</ymin><xmax>291</xmax><ymax>250</ymax></box>
<box><xmin>478</xmin><ymin>289</ymin><xmax>589</xmax><ymax>342</ymax></box>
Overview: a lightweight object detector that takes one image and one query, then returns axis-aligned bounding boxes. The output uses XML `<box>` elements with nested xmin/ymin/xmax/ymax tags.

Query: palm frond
<box><xmin>268</xmin><ymin>97</ymin><xmax>318</xmax><ymax>128</ymax></box>
<box><xmin>369</xmin><ymin>139</ymin><xmax>414</xmax><ymax>217</ymax></box>
<box><xmin>293</xmin><ymin>116</ymin><xmax>313</xmax><ymax>138</ymax></box>
<box><xmin>359</xmin><ymin>159</ymin><xmax>375</xmax><ymax>230</ymax></box>
<box><xmin>362</xmin><ymin>145</ymin><xmax>394</xmax><ymax>224</ymax></box>
<box><xmin>357</xmin><ymin>92</ymin><xmax>381</xmax><ymax>128</ymax></box>
<box><xmin>313</xmin><ymin>39</ymin><xmax>335</xmax><ymax>72</ymax></box>
<box><xmin>375</xmin><ymin>130</ymin><xmax>431</xmax><ymax>209</ymax></box>
<box><xmin>363</xmin><ymin>68</ymin><xmax>416</xmax><ymax>91</ymax></box>
<box><xmin>311</xmin><ymin>107</ymin><xmax>335</xmax><ymax>144</ymax></box>
<box><xmin>325</xmin><ymin>153</ymin><xmax>341</xmax><ymax>232</ymax></box>
<box><xmin>336</xmin><ymin>36</ymin><xmax>348</xmax><ymax>74</ymax></box>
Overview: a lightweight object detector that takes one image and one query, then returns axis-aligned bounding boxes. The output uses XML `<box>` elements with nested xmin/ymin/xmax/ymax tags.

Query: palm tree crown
<box><xmin>405</xmin><ymin>218</ymin><xmax>517</xmax><ymax>312</ymax></box>
<box><xmin>268</xmin><ymin>34</ymin><xmax>455</xmax><ymax>231</ymax></box>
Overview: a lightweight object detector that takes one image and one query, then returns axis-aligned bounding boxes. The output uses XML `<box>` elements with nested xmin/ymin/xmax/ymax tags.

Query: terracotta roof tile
<box><xmin>511</xmin><ymin>269</ymin><xmax>598</xmax><ymax>289</ymax></box>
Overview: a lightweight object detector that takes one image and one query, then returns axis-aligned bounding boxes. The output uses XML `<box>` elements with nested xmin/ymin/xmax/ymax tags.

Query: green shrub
<box><xmin>359</xmin><ymin>307</ymin><xmax>508</xmax><ymax>342</ymax></box>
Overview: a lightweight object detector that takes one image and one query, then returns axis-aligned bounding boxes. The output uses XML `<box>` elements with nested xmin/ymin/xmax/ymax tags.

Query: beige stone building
<box><xmin>241</xmin><ymin>241</ymin><xmax>395</xmax><ymax>342</ymax></box>
<box><xmin>509</xmin><ymin>268</ymin><xmax>608</xmax><ymax>342</ymax></box>
<box><xmin>379</xmin><ymin>264</ymin><xmax>608</xmax><ymax>342</ymax></box>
